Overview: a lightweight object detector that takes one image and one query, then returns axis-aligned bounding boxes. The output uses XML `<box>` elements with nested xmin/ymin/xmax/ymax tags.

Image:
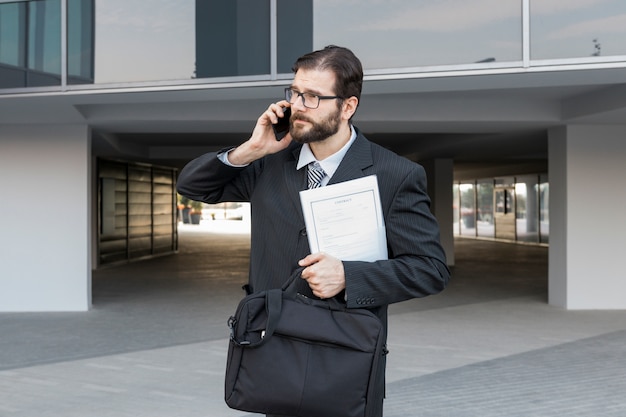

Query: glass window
<box><xmin>515</xmin><ymin>175</ymin><xmax>539</xmax><ymax>243</ymax></box>
<box><xmin>476</xmin><ymin>179</ymin><xmax>494</xmax><ymax>238</ymax></box>
<box><xmin>530</xmin><ymin>0</ymin><xmax>626</xmax><ymax>60</ymax></box>
<box><xmin>453</xmin><ymin>183</ymin><xmax>460</xmax><ymax>236</ymax></box>
<box><xmin>194</xmin><ymin>0</ymin><xmax>270</xmax><ymax>79</ymax></box>
<box><xmin>67</xmin><ymin>0</ymin><xmax>94</xmax><ymax>84</ymax></box>
<box><xmin>0</xmin><ymin>0</ymin><xmax>61</xmax><ymax>88</ymax></box>
<box><xmin>277</xmin><ymin>0</ymin><xmax>312</xmax><ymax>74</ymax></box>
<box><xmin>94</xmin><ymin>0</ymin><xmax>196</xmax><ymax>83</ymax></box>
<box><xmin>313</xmin><ymin>0</ymin><xmax>522</xmax><ymax>71</ymax></box>
<box><xmin>0</xmin><ymin>2</ymin><xmax>26</xmax><ymax>67</ymax></box>
<box><xmin>28</xmin><ymin>0</ymin><xmax>61</xmax><ymax>76</ymax></box>
<box><xmin>459</xmin><ymin>182</ymin><xmax>476</xmax><ymax>237</ymax></box>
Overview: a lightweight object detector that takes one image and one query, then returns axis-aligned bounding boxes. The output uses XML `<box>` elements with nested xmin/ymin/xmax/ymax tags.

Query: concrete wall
<box><xmin>549</xmin><ymin>125</ymin><xmax>626</xmax><ymax>309</ymax></box>
<box><xmin>0</xmin><ymin>125</ymin><xmax>91</xmax><ymax>312</ymax></box>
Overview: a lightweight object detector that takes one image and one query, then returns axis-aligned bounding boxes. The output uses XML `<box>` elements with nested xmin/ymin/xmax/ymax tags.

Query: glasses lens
<box><xmin>285</xmin><ymin>89</ymin><xmax>319</xmax><ymax>109</ymax></box>
<box><xmin>303</xmin><ymin>93</ymin><xmax>319</xmax><ymax>109</ymax></box>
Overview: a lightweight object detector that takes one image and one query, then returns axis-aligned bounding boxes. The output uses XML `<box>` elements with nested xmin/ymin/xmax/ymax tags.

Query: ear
<box><xmin>341</xmin><ymin>96</ymin><xmax>359</xmax><ymax>120</ymax></box>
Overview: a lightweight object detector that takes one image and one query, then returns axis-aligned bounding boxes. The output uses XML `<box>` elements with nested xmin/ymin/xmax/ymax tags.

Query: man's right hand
<box><xmin>227</xmin><ymin>101</ymin><xmax>293</xmax><ymax>166</ymax></box>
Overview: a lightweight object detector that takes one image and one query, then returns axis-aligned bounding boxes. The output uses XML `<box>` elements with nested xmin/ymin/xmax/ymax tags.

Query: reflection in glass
<box><xmin>68</xmin><ymin>0</ymin><xmax>94</xmax><ymax>84</ymax></box>
<box><xmin>0</xmin><ymin>0</ymin><xmax>60</xmax><ymax>88</ymax></box>
<box><xmin>94</xmin><ymin>0</ymin><xmax>196</xmax><ymax>83</ymax></box>
<box><xmin>516</xmin><ymin>175</ymin><xmax>539</xmax><ymax>243</ymax></box>
<box><xmin>313</xmin><ymin>0</ymin><xmax>522</xmax><ymax>70</ymax></box>
<box><xmin>476</xmin><ymin>180</ymin><xmax>494</xmax><ymax>238</ymax></box>
<box><xmin>530</xmin><ymin>0</ymin><xmax>626</xmax><ymax>60</ymax></box>
<box><xmin>28</xmin><ymin>0</ymin><xmax>61</xmax><ymax>77</ymax></box>
<box><xmin>195</xmin><ymin>0</ymin><xmax>270</xmax><ymax>79</ymax></box>
<box><xmin>0</xmin><ymin>2</ymin><xmax>26</xmax><ymax>68</ymax></box>
<box><xmin>277</xmin><ymin>0</ymin><xmax>313</xmax><ymax>74</ymax></box>
<box><xmin>459</xmin><ymin>182</ymin><xmax>476</xmax><ymax>237</ymax></box>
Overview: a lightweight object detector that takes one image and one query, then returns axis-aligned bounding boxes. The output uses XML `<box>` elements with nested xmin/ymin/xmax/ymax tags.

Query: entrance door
<box><xmin>494</xmin><ymin>187</ymin><xmax>515</xmax><ymax>240</ymax></box>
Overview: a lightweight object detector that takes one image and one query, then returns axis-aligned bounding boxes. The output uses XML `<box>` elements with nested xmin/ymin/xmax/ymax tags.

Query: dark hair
<box><xmin>292</xmin><ymin>45</ymin><xmax>363</xmax><ymax>103</ymax></box>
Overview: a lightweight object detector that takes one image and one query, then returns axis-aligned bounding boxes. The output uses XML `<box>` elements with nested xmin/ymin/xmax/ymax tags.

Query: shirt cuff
<box><xmin>217</xmin><ymin>148</ymin><xmax>249</xmax><ymax>168</ymax></box>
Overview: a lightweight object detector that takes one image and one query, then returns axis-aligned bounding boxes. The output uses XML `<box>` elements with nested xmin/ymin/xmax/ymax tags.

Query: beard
<box><xmin>290</xmin><ymin>107</ymin><xmax>342</xmax><ymax>144</ymax></box>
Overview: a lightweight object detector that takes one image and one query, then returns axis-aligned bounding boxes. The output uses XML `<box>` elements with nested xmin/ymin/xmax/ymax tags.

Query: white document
<box><xmin>299</xmin><ymin>175</ymin><xmax>388</xmax><ymax>262</ymax></box>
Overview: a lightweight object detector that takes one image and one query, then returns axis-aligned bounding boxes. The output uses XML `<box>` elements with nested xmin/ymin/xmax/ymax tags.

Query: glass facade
<box><xmin>1</xmin><ymin>0</ymin><xmax>625</xmax><ymax>91</ymax></box>
<box><xmin>314</xmin><ymin>0</ymin><xmax>523</xmax><ymax>69</ymax></box>
<box><xmin>28</xmin><ymin>0</ymin><xmax>61</xmax><ymax>79</ymax></box>
<box><xmin>455</xmin><ymin>174</ymin><xmax>548</xmax><ymax>245</ymax></box>
<box><xmin>0</xmin><ymin>0</ymin><xmax>62</xmax><ymax>88</ymax></box>
<box><xmin>91</xmin><ymin>0</ymin><xmax>311</xmax><ymax>84</ymax></box>
<box><xmin>459</xmin><ymin>182</ymin><xmax>476</xmax><ymax>236</ymax></box>
<box><xmin>94</xmin><ymin>0</ymin><xmax>195</xmax><ymax>83</ymax></box>
<box><xmin>476</xmin><ymin>179</ymin><xmax>495</xmax><ymax>238</ymax></box>
<box><xmin>515</xmin><ymin>175</ymin><xmax>539</xmax><ymax>243</ymax></box>
<box><xmin>530</xmin><ymin>0</ymin><xmax>626</xmax><ymax>60</ymax></box>
<box><xmin>0</xmin><ymin>0</ymin><xmax>94</xmax><ymax>88</ymax></box>
<box><xmin>67</xmin><ymin>0</ymin><xmax>93</xmax><ymax>84</ymax></box>
<box><xmin>0</xmin><ymin>2</ymin><xmax>26</xmax><ymax>69</ymax></box>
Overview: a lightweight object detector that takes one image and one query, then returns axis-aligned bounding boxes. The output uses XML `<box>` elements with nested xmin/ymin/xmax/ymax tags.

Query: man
<box><xmin>177</xmin><ymin>45</ymin><xmax>450</xmax><ymax>416</ymax></box>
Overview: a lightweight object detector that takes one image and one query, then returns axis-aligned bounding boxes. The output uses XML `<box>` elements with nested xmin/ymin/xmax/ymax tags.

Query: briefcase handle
<box><xmin>283</xmin><ymin>267</ymin><xmax>347</xmax><ymax>311</ymax></box>
<box><xmin>230</xmin><ymin>269</ymin><xmax>349</xmax><ymax>348</ymax></box>
<box><xmin>281</xmin><ymin>267</ymin><xmax>305</xmax><ymax>292</ymax></box>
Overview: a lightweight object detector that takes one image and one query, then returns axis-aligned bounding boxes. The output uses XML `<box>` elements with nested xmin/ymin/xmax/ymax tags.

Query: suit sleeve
<box><xmin>343</xmin><ymin>164</ymin><xmax>450</xmax><ymax>308</ymax></box>
<box><xmin>176</xmin><ymin>150</ymin><xmax>260</xmax><ymax>203</ymax></box>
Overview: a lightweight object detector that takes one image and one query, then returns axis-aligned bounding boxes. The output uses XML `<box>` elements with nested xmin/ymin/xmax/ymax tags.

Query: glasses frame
<box><xmin>284</xmin><ymin>87</ymin><xmax>344</xmax><ymax>109</ymax></box>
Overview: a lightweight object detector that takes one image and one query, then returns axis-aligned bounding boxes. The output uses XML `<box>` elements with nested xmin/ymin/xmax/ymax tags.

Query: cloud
<box><xmin>322</xmin><ymin>0</ymin><xmax>620</xmax><ymax>33</ymax></box>
<box><xmin>547</xmin><ymin>13</ymin><xmax>626</xmax><ymax>39</ymax></box>
<box><xmin>357</xmin><ymin>0</ymin><xmax>519</xmax><ymax>32</ymax></box>
<box><xmin>96</xmin><ymin>0</ymin><xmax>194</xmax><ymax>33</ymax></box>
<box><xmin>530</xmin><ymin>0</ymin><xmax>614</xmax><ymax>15</ymax></box>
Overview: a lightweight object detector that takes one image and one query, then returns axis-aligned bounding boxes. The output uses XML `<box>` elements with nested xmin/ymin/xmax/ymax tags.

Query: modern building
<box><xmin>1</xmin><ymin>0</ymin><xmax>625</xmax><ymax>312</ymax></box>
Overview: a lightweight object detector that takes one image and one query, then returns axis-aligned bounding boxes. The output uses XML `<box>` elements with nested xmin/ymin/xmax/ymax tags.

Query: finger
<box><xmin>298</xmin><ymin>252</ymin><xmax>324</xmax><ymax>267</ymax></box>
<box><xmin>267</xmin><ymin>102</ymin><xmax>291</xmax><ymax>123</ymax></box>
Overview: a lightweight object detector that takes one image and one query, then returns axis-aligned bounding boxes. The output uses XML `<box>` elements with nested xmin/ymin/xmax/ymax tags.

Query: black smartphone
<box><xmin>272</xmin><ymin>107</ymin><xmax>291</xmax><ymax>141</ymax></box>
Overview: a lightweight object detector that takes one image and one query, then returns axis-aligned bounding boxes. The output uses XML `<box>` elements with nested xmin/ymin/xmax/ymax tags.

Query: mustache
<box><xmin>292</xmin><ymin>114</ymin><xmax>313</xmax><ymax>124</ymax></box>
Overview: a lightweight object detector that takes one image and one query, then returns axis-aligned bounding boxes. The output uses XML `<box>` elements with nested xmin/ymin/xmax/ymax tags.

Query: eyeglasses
<box><xmin>284</xmin><ymin>87</ymin><xmax>343</xmax><ymax>109</ymax></box>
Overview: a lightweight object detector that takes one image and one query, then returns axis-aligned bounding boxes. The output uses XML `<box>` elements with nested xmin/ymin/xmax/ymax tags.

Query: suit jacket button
<box><xmin>300</xmin><ymin>229</ymin><xmax>307</xmax><ymax>236</ymax></box>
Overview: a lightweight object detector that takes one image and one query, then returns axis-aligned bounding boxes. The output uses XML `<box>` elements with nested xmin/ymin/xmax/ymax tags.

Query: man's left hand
<box><xmin>298</xmin><ymin>252</ymin><xmax>345</xmax><ymax>299</ymax></box>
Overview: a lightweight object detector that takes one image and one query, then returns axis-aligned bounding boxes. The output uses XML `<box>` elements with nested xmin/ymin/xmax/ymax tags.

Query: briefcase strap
<box><xmin>281</xmin><ymin>267</ymin><xmax>304</xmax><ymax>292</ymax></box>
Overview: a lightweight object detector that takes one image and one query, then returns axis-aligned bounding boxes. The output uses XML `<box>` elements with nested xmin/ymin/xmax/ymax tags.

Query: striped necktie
<box><xmin>307</xmin><ymin>162</ymin><xmax>326</xmax><ymax>189</ymax></box>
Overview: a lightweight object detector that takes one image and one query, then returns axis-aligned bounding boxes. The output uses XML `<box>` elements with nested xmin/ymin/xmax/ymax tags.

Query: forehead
<box><xmin>292</xmin><ymin>68</ymin><xmax>337</xmax><ymax>94</ymax></box>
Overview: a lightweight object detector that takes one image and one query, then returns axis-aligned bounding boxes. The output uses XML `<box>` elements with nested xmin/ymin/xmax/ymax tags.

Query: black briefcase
<box><xmin>224</xmin><ymin>271</ymin><xmax>387</xmax><ymax>417</ymax></box>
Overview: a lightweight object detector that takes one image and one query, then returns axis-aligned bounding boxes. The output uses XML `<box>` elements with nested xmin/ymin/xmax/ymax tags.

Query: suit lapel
<box><xmin>328</xmin><ymin>132</ymin><xmax>374</xmax><ymax>185</ymax></box>
<box><xmin>283</xmin><ymin>145</ymin><xmax>307</xmax><ymax>222</ymax></box>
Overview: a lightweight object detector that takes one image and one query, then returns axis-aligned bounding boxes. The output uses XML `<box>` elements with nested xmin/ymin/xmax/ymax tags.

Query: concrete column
<box><xmin>422</xmin><ymin>159</ymin><xmax>455</xmax><ymax>266</ymax></box>
<box><xmin>548</xmin><ymin>125</ymin><xmax>626</xmax><ymax>309</ymax></box>
<box><xmin>0</xmin><ymin>125</ymin><xmax>92</xmax><ymax>312</ymax></box>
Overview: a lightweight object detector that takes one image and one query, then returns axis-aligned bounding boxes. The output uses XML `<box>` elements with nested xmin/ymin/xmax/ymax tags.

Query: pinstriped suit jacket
<box><xmin>178</xmin><ymin>126</ymin><xmax>449</xmax><ymax>322</ymax></box>
<box><xmin>177</xmin><ymin>128</ymin><xmax>450</xmax><ymax>411</ymax></box>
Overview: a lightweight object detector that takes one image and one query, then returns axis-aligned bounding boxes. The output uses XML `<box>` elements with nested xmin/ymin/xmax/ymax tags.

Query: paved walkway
<box><xmin>1</xmin><ymin>220</ymin><xmax>625</xmax><ymax>416</ymax></box>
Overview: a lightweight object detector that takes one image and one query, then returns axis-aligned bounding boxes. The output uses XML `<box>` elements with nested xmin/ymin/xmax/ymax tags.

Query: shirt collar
<box><xmin>296</xmin><ymin>125</ymin><xmax>357</xmax><ymax>181</ymax></box>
